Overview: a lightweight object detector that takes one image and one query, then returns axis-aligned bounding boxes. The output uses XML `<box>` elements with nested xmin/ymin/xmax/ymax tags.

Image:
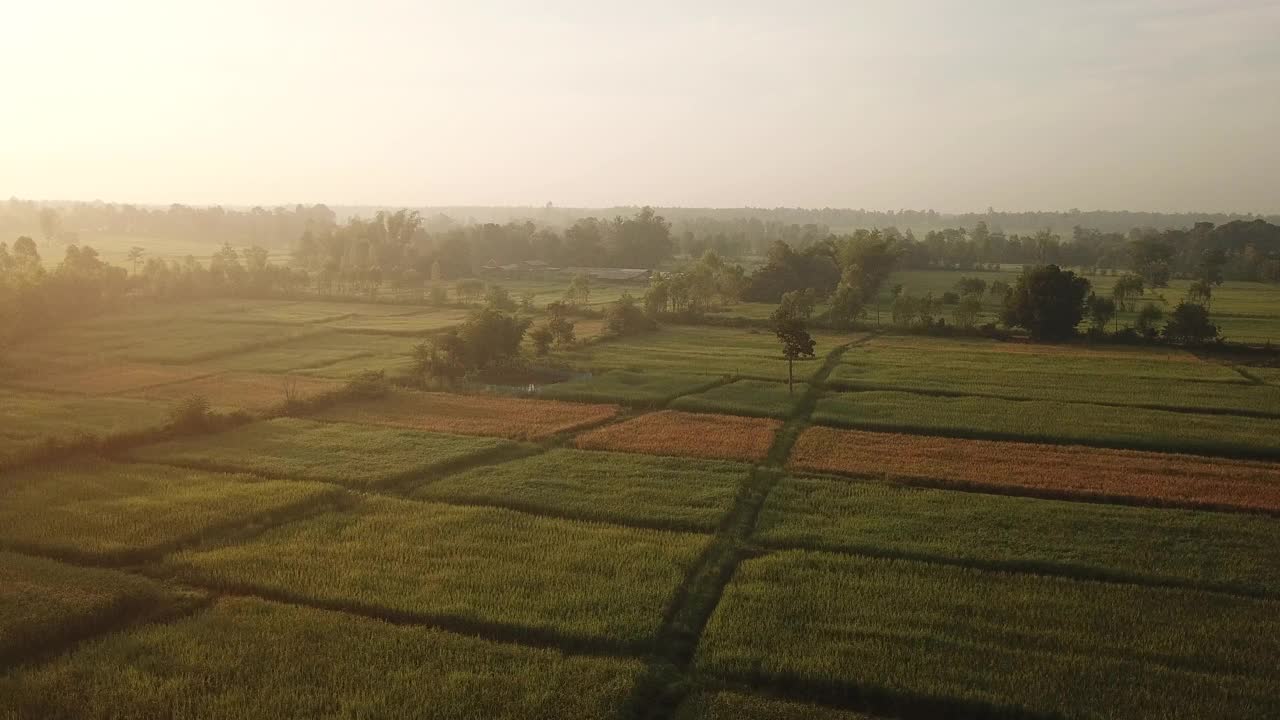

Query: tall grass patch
<box><xmin>670</xmin><ymin>379</ymin><xmax>807</xmax><ymax>418</ymax></box>
<box><xmin>758</xmin><ymin>476</ymin><xmax>1280</xmax><ymax>595</ymax></box>
<box><xmin>131</xmin><ymin>418</ymin><xmax>514</xmax><ymax>488</ymax></box>
<box><xmin>0</xmin><ymin>460</ymin><xmax>342</xmax><ymax>562</ymax></box>
<box><xmin>790</xmin><ymin>427</ymin><xmax>1280</xmax><ymax>512</ymax></box>
<box><xmin>313</xmin><ymin>389</ymin><xmax>620</xmax><ymax>440</ymax></box>
<box><xmin>813</xmin><ymin>390</ymin><xmax>1280</xmax><ymax>458</ymax></box>
<box><xmin>0</xmin><ymin>552</ymin><xmax>180</xmax><ymax>666</ymax></box>
<box><xmin>576</xmin><ymin>411</ymin><xmax>781</xmax><ymax>462</ymax></box>
<box><xmin>164</xmin><ymin>496</ymin><xmax>709</xmax><ymax>649</ymax></box>
<box><xmin>537</xmin><ymin>370</ymin><xmax>721</xmax><ymax>406</ymax></box>
<box><xmin>0</xmin><ymin>597</ymin><xmax>643</xmax><ymax>720</ymax></box>
<box><xmin>415</xmin><ymin>448</ymin><xmax>748</xmax><ymax>531</ymax></box>
<box><xmin>697</xmin><ymin>551</ymin><xmax>1280</xmax><ymax>720</ymax></box>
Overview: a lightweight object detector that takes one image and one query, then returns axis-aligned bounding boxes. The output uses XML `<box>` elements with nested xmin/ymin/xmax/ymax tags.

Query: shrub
<box><xmin>1163</xmin><ymin>302</ymin><xmax>1219</xmax><ymax>345</ymax></box>
<box><xmin>603</xmin><ymin>294</ymin><xmax>656</xmax><ymax>337</ymax></box>
<box><xmin>167</xmin><ymin>395</ymin><xmax>212</xmax><ymax>432</ymax></box>
<box><xmin>344</xmin><ymin>370</ymin><xmax>388</xmax><ymax>398</ymax></box>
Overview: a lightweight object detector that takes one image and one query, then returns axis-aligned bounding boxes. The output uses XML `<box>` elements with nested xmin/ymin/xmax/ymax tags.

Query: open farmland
<box><xmin>314</xmin><ymin>388</ymin><xmax>620</xmax><ymax>440</ymax></box>
<box><xmin>1</xmin><ymin>294</ymin><xmax>1278</xmax><ymax>719</ymax></box>
<box><xmin>696</xmin><ymin>552</ymin><xmax>1280</xmax><ymax>720</ymax></box>
<box><xmin>813</xmin><ymin>389</ymin><xmax>1280</xmax><ymax>457</ymax></box>
<box><xmin>576</xmin><ymin>410</ymin><xmax>782</xmax><ymax>462</ymax></box>
<box><xmin>130</xmin><ymin>417</ymin><xmax>516</xmax><ymax>488</ymax></box>
<box><xmin>162</xmin><ymin>496</ymin><xmax>709</xmax><ymax>650</ymax></box>
<box><xmin>0</xmin><ymin>460</ymin><xmax>342</xmax><ymax>562</ymax></box>
<box><xmin>0</xmin><ymin>597</ymin><xmax>645</xmax><ymax>720</ymax></box>
<box><xmin>790</xmin><ymin>427</ymin><xmax>1280</xmax><ymax>512</ymax></box>
<box><xmin>416</xmin><ymin>449</ymin><xmax>749</xmax><ymax>531</ymax></box>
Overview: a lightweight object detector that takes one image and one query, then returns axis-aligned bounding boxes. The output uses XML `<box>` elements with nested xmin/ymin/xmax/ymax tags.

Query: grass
<box><xmin>11</xmin><ymin>318</ymin><xmax>325</xmax><ymax>366</ymax></box>
<box><xmin>696</xmin><ymin>551</ymin><xmax>1280</xmax><ymax>720</ymax></box>
<box><xmin>134</xmin><ymin>372</ymin><xmax>344</xmax><ymax>413</ymax></box>
<box><xmin>812</xmin><ymin>390</ymin><xmax>1280</xmax><ymax>458</ymax></box>
<box><xmin>163</xmin><ymin>496</ymin><xmax>710</xmax><ymax>650</ymax></box>
<box><xmin>757</xmin><ymin>475</ymin><xmax>1280</xmax><ymax>595</ymax></box>
<box><xmin>789</xmin><ymin>427</ymin><xmax>1280</xmax><ymax>513</ymax></box>
<box><xmin>0</xmin><ymin>460</ymin><xmax>342</xmax><ymax>562</ymax></box>
<box><xmin>9</xmin><ymin>363</ymin><xmax>212</xmax><ymax>396</ymax></box>
<box><xmin>0</xmin><ymin>388</ymin><xmax>169</xmax><ymax>459</ymax></box>
<box><xmin>415</xmin><ymin>448</ymin><xmax>749</xmax><ymax>531</ymax></box>
<box><xmin>829</xmin><ymin>335</ymin><xmax>1279</xmax><ymax>416</ymax></box>
<box><xmin>554</xmin><ymin>326</ymin><xmax>861</xmax><ymax>382</ymax></box>
<box><xmin>130</xmin><ymin>418</ymin><xmax>514</xmax><ymax>489</ymax></box>
<box><xmin>536</xmin><ymin>370</ymin><xmax>723</xmax><ymax>406</ymax></box>
<box><xmin>675</xmin><ymin>692</ymin><xmax>876</xmax><ymax>720</ymax></box>
<box><xmin>199</xmin><ymin>331</ymin><xmax>414</xmax><ymax>374</ymax></box>
<box><xmin>576</xmin><ymin>411</ymin><xmax>782</xmax><ymax>462</ymax></box>
<box><xmin>671</xmin><ymin>379</ymin><xmax>807</xmax><ymax>418</ymax></box>
<box><xmin>0</xmin><ymin>596</ymin><xmax>645</xmax><ymax>720</ymax></box>
<box><xmin>313</xmin><ymin>389</ymin><xmax>620</xmax><ymax>440</ymax></box>
<box><xmin>0</xmin><ymin>552</ymin><xmax>179</xmax><ymax>666</ymax></box>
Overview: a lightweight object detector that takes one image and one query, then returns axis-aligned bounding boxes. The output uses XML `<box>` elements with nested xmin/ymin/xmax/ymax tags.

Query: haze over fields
<box><xmin>3</xmin><ymin>0</ymin><xmax>1279</xmax><ymax>212</ymax></box>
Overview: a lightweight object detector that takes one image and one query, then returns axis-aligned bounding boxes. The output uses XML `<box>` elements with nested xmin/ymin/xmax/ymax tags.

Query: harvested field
<box><xmin>0</xmin><ymin>597</ymin><xmax>644</xmax><ymax>720</ymax></box>
<box><xmin>11</xmin><ymin>363</ymin><xmax>212</xmax><ymax>396</ymax></box>
<box><xmin>789</xmin><ymin>426</ymin><xmax>1280</xmax><ymax>513</ymax></box>
<box><xmin>135</xmin><ymin>372</ymin><xmax>343</xmax><ymax>413</ymax></box>
<box><xmin>575</xmin><ymin>410</ymin><xmax>781</xmax><ymax>462</ymax></box>
<box><xmin>314</xmin><ymin>389</ymin><xmax>620</xmax><ymax>440</ymax></box>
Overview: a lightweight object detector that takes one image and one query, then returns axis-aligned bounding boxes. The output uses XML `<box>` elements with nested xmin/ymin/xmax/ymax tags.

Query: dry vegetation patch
<box><xmin>314</xmin><ymin>389</ymin><xmax>620</xmax><ymax>440</ymax></box>
<box><xmin>136</xmin><ymin>372</ymin><xmax>343</xmax><ymax>413</ymax></box>
<box><xmin>790</xmin><ymin>426</ymin><xmax>1280</xmax><ymax>512</ymax></box>
<box><xmin>575</xmin><ymin>410</ymin><xmax>781</xmax><ymax>462</ymax></box>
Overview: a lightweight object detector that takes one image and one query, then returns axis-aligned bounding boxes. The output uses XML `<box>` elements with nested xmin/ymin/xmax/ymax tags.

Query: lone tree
<box><xmin>772</xmin><ymin>302</ymin><xmax>816</xmax><ymax>395</ymax></box>
<box><xmin>1000</xmin><ymin>265</ymin><xmax>1091</xmax><ymax>341</ymax></box>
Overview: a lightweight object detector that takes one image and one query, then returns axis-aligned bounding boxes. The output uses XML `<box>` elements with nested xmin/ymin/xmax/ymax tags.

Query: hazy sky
<box><xmin>4</xmin><ymin>0</ymin><xmax>1279</xmax><ymax>212</ymax></box>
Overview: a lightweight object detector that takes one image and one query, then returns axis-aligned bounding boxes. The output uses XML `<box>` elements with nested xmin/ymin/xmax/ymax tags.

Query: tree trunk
<box><xmin>788</xmin><ymin>358</ymin><xmax>794</xmax><ymax>395</ymax></box>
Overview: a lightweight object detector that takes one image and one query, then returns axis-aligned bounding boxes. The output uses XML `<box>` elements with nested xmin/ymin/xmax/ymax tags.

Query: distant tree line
<box><xmin>0</xmin><ymin>237</ymin><xmax>127</xmax><ymax>347</ymax></box>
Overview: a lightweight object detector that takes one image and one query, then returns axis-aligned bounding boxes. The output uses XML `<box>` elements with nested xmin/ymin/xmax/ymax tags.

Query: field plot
<box><xmin>537</xmin><ymin>370</ymin><xmax>722</xmax><ymax>406</ymax></box>
<box><xmin>676</xmin><ymin>692</ymin><xmax>876</xmax><ymax>720</ymax></box>
<box><xmin>319</xmin><ymin>307</ymin><xmax>471</xmax><ymax>334</ymax></box>
<box><xmin>8</xmin><ymin>363</ymin><xmax>212</xmax><ymax>396</ymax></box>
<box><xmin>790</xmin><ymin>427</ymin><xmax>1280</xmax><ymax>512</ymax></box>
<box><xmin>576</xmin><ymin>410</ymin><xmax>781</xmax><ymax>462</ymax></box>
<box><xmin>671</xmin><ymin>379</ymin><xmax>806</xmax><ymax>418</ymax></box>
<box><xmin>314</xmin><ymin>389</ymin><xmax>620</xmax><ymax>440</ymax></box>
<box><xmin>555</xmin><ymin>326</ymin><xmax>859</xmax><ymax>381</ymax></box>
<box><xmin>757</xmin><ymin>476</ymin><xmax>1280</xmax><ymax>594</ymax></box>
<box><xmin>164</xmin><ymin>496</ymin><xmax>708</xmax><ymax>649</ymax></box>
<box><xmin>0</xmin><ymin>597</ymin><xmax>644</xmax><ymax>720</ymax></box>
<box><xmin>813</xmin><ymin>390</ymin><xmax>1280</xmax><ymax>457</ymax></box>
<box><xmin>11</xmin><ymin>318</ymin><xmax>324</xmax><ymax>366</ymax></box>
<box><xmin>0</xmin><ymin>460</ymin><xmax>341</xmax><ymax>562</ymax></box>
<box><xmin>0</xmin><ymin>388</ymin><xmax>169</xmax><ymax>460</ymax></box>
<box><xmin>828</xmin><ymin>335</ymin><xmax>1280</xmax><ymax>415</ymax></box>
<box><xmin>200</xmin><ymin>330</ymin><xmax>415</xmax><ymax>376</ymax></box>
<box><xmin>697</xmin><ymin>552</ymin><xmax>1280</xmax><ymax>720</ymax></box>
<box><xmin>0</xmin><ymin>552</ymin><xmax>177</xmax><ymax>665</ymax></box>
<box><xmin>416</xmin><ymin>448</ymin><xmax>748</xmax><ymax>531</ymax></box>
<box><xmin>134</xmin><ymin>372</ymin><xmax>343</xmax><ymax>413</ymax></box>
<box><xmin>132</xmin><ymin>418</ymin><xmax>514</xmax><ymax>488</ymax></box>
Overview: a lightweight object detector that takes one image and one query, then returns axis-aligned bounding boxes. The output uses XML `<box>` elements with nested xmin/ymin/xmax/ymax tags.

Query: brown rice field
<box><xmin>12</xmin><ymin>363</ymin><xmax>214</xmax><ymax>396</ymax></box>
<box><xmin>135</xmin><ymin>372</ymin><xmax>344</xmax><ymax>413</ymax></box>
<box><xmin>789</xmin><ymin>426</ymin><xmax>1280</xmax><ymax>513</ymax></box>
<box><xmin>314</xmin><ymin>389</ymin><xmax>620</xmax><ymax>441</ymax></box>
<box><xmin>575</xmin><ymin>410</ymin><xmax>781</xmax><ymax>462</ymax></box>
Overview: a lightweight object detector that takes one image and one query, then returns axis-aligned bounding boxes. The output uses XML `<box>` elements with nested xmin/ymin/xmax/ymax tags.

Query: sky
<box><xmin>3</xmin><ymin>0</ymin><xmax>1279</xmax><ymax>212</ymax></box>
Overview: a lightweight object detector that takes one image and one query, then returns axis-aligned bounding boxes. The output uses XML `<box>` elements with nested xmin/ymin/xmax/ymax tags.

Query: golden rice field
<box><xmin>313</xmin><ymin>389</ymin><xmax>621</xmax><ymax>440</ymax></box>
<box><xmin>575</xmin><ymin>410</ymin><xmax>782</xmax><ymax>462</ymax></box>
<box><xmin>789</xmin><ymin>426</ymin><xmax>1280</xmax><ymax>512</ymax></box>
